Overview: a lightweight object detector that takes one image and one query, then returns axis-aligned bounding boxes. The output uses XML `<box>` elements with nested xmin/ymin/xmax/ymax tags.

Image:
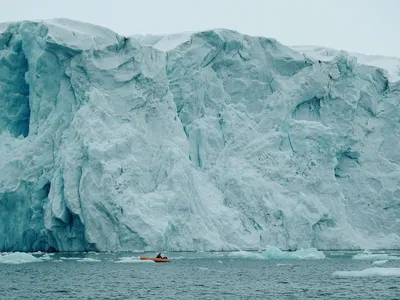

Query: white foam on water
<box><xmin>333</xmin><ymin>268</ymin><xmax>400</xmax><ymax>277</ymax></box>
<box><xmin>0</xmin><ymin>252</ymin><xmax>43</xmax><ymax>264</ymax></box>
<box><xmin>114</xmin><ymin>257</ymin><xmax>155</xmax><ymax>263</ymax></box>
<box><xmin>167</xmin><ymin>256</ymin><xmax>185</xmax><ymax>260</ymax></box>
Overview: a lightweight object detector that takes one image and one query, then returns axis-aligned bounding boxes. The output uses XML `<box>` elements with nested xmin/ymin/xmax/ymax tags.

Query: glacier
<box><xmin>0</xmin><ymin>18</ymin><xmax>399</xmax><ymax>252</ymax></box>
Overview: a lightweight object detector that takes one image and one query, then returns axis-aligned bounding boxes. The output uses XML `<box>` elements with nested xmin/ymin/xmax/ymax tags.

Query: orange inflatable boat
<box><xmin>140</xmin><ymin>256</ymin><xmax>170</xmax><ymax>263</ymax></box>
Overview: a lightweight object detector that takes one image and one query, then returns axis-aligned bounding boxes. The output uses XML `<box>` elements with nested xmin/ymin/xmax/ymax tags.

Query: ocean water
<box><xmin>0</xmin><ymin>250</ymin><xmax>399</xmax><ymax>299</ymax></box>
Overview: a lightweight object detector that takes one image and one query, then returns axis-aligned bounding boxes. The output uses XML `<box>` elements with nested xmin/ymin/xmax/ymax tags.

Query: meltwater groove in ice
<box><xmin>0</xmin><ymin>18</ymin><xmax>399</xmax><ymax>252</ymax></box>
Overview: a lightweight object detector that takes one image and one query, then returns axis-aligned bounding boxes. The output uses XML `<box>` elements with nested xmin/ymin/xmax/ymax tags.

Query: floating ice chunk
<box><xmin>115</xmin><ymin>257</ymin><xmax>154</xmax><ymax>263</ymax></box>
<box><xmin>0</xmin><ymin>252</ymin><xmax>43</xmax><ymax>264</ymax></box>
<box><xmin>353</xmin><ymin>251</ymin><xmax>400</xmax><ymax>261</ymax></box>
<box><xmin>39</xmin><ymin>254</ymin><xmax>52</xmax><ymax>260</ymax></box>
<box><xmin>77</xmin><ymin>258</ymin><xmax>101</xmax><ymax>262</ymax></box>
<box><xmin>60</xmin><ymin>257</ymin><xmax>81</xmax><ymax>260</ymax></box>
<box><xmin>263</xmin><ymin>246</ymin><xmax>325</xmax><ymax>260</ymax></box>
<box><xmin>229</xmin><ymin>246</ymin><xmax>325</xmax><ymax>260</ymax></box>
<box><xmin>333</xmin><ymin>268</ymin><xmax>400</xmax><ymax>277</ymax></box>
<box><xmin>372</xmin><ymin>260</ymin><xmax>389</xmax><ymax>265</ymax></box>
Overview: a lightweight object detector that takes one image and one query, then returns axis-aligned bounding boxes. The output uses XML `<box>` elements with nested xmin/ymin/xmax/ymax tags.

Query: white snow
<box><xmin>229</xmin><ymin>246</ymin><xmax>325</xmax><ymax>260</ymax></box>
<box><xmin>333</xmin><ymin>268</ymin><xmax>400</xmax><ymax>277</ymax></box>
<box><xmin>0</xmin><ymin>252</ymin><xmax>43</xmax><ymax>264</ymax></box>
<box><xmin>372</xmin><ymin>260</ymin><xmax>389</xmax><ymax>265</ymax></box>
<box><xmin>0</xmin><ymin>18</ymin><xmax>399</xmax><ymax>252</ymax></box>
<box><xmin>152</xmin><ymin>31</ymin><xmax>194</xmax><ymax>51</ymax></box>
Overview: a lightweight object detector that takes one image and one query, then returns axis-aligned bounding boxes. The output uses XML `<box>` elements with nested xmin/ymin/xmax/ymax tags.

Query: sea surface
<box><xmin>0</xmin><ymin>250</ymin><xmax>399</xmax><ymax>299</ymax></box>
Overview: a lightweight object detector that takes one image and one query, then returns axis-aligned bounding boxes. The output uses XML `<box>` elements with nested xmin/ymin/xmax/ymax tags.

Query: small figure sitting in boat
<box><xmin>156</xmin><ymin>253</ymin><xmax>168</xmax><ymax>259</ymax></box>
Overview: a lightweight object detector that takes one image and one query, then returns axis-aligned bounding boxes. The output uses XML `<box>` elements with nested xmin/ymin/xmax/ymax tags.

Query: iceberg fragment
<box><xmin>333</xmin><ymin>268</ymin><xmax>400</xmax><ymax>277</ymax></box>
<box><xmin>0</xmin><ymin>252</ymin><xmax>43</xmax><ymax>264</ymax></box>
<box><xmin>353</xmin><ymin>251</ymin><xmax>400</xmax><ymax>261</ymax></box>
<box><xmin>229</xmin><ymin>246</ymin><xmax>325</xmax><ymax>260</ymax></box>
<box><xmin>372</xmin><ymin>260</ymin><xmax>389</xmax><ymax>265</ymax></box>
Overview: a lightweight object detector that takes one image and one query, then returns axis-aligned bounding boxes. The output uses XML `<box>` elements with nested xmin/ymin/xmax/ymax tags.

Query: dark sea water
<box><xmin>1</xmin><ymin>251</ymin><xmax>399</xmax><ymax>299</ymax></box>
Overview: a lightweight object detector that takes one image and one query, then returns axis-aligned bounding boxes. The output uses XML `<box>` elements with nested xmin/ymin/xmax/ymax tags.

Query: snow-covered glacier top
<box><xmin>292</xmin><ymin>45</ymin><xmax>400</xmax><ymax>82</ymax></box>
<box><xmin>0</xmin><ymin>19</ymin><xmax>399</xmax><ymax>252</ymax></box>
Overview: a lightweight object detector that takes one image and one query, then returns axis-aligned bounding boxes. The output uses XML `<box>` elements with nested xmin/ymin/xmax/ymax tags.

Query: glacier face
<box><xmin>0</xmin><ymin>19</ymin><xmax>399</xmax><ymax>252</ymax></box>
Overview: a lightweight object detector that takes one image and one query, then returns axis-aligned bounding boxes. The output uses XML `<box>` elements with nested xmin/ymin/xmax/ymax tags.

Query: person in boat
<box><xmin>156</xmin><ymin>253</ymin><xmax>168</xmax><ymax>259</ymax></box>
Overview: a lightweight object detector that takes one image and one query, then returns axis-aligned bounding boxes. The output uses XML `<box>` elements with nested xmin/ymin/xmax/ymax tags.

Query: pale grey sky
<box><xmin>1</xmin><ymin>0</ymin><xmax>399</xmax><ymax>57</ymax></box>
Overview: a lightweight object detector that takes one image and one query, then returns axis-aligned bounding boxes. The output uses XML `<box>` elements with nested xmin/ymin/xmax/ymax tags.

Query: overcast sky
<box><xmin>1</xmin><ymin>0</ymin><xmax>398</xmax><ymax>57</ymax></box>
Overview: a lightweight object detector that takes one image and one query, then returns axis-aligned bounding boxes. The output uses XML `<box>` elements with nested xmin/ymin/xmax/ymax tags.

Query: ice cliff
<box><xmin>0</xmin><ymin>19</ymin><xmax>399</xmax><ymax>252</ymax></box>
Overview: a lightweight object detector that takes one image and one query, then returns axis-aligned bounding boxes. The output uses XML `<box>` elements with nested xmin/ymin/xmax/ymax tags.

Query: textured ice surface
<box><xmin>293</xmin><ymin>45</ymin><xmax>400</xmax><ymax>82</ymax></box>
<box><xmin>229</xmin><ymin>246</ymin><xmax>325</xmax><ymax>260</ymax></box>
<box><xmin>0</xmin><ymin>18</ymin><xmax>399</xmax><ymax>252</ymax></box>
<box><xmin>0</xmin><ymin>252</ymin><xmax>43</xmax><ymax>264</ymax></box>
<box><xmin>333</xmin><ymin>268</ymin><xmax>400</xmax><ymax>277</ymax></box>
